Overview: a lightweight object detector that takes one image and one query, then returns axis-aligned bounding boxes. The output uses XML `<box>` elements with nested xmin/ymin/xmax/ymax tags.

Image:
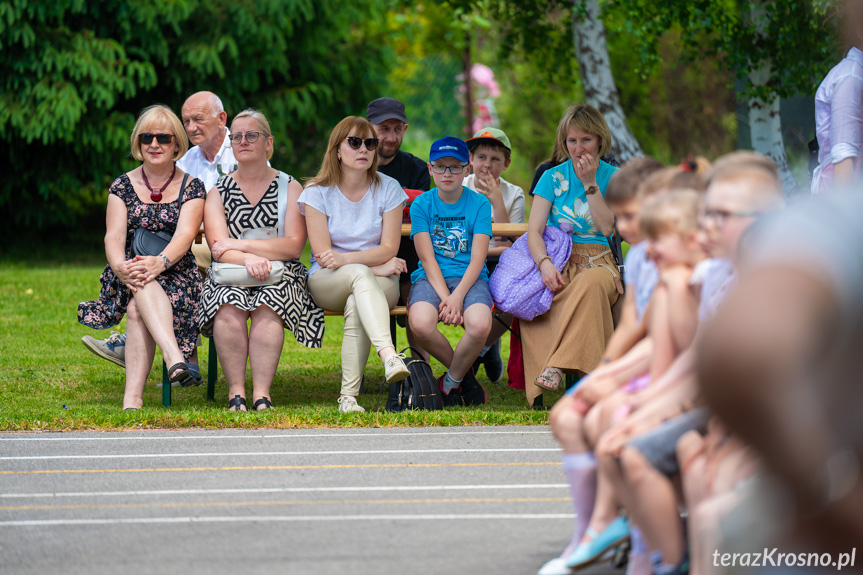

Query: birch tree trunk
<box><xmin>748</xmin><ymin>64</ymin><xmax>798</xmax><ymax>196</ymax></box>
<box><xmin>747</xmin><ymin>2</ymin><xmax>799</xmax><ymax>196</ymax></box>
<box><xmin>572</xmin><ymin>0</ymin><xmax>642</xmax><ymax>162</ymax></box>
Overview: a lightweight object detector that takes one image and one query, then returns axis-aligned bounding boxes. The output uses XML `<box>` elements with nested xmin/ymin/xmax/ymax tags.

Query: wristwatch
<box><xmin>585</xmin><ymin>185</ymin><xmax>599</xmax><ymax>196</ymax></box>
<box><xmin>158</xmin><ymin>253</ymin><xmax>171</xmax><ymax>269</ymax></box>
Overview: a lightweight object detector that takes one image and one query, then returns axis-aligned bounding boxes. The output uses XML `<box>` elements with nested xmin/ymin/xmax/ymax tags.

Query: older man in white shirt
<box><xmin>177</xmin><ymin>91</ymin><xmax>237</xmax><ymax>192</ymax></box>
<box><xmin>81</xmin><ymin>91</ymin><xmax>236</xmax><ymax>373</ymax></box>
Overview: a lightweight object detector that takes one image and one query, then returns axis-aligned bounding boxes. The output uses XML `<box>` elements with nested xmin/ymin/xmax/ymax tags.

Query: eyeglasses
<box><xmin>229</xmin><ymin>131</ymin><xmax>262</xmax><ymax>145</ymax></box>
<box><xmin>430</xmin><ymin>164</ymin><xmax>468</xmax><ymax>175</ymax></box>
<box><xmin>698</xmin><ymin>208</ymin><xmax>762</xmax><ymax>226</ymax></box>
<box><xmin>139</xmin><ymin>133</ymin><xmax>174</xmax><ymax>145</ymax></box>
<box><xmin>345</xmin><ymin>136</ymin><xmax>379</xmax><ymax>151</ymax></box>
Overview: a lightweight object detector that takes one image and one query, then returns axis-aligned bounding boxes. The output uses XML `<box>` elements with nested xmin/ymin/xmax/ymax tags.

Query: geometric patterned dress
<box><xmin>77</xmin><ymin>173</ymin><xmax>205</xmax><ymax>360</ymax></box>
<box><xmin>196</xmin><ymin>173</ymin><xmax>324</xmax><ymax>348</ymax></box>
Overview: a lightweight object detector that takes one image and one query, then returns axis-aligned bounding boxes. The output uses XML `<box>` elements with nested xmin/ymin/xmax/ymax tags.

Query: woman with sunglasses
<box><xmin>197</xmin><ymin>109</ymin><xmax>324</xmax><ymax>411</ymax></box>
<box><xmin>297</xmin><ymin>116</ymin><xmax>411</xmax><ymax>413</ymax></box>
<box><xmin>78</xmin><ymin>105</ymin><xmax>205</xmax><ymax>409</ymax></box>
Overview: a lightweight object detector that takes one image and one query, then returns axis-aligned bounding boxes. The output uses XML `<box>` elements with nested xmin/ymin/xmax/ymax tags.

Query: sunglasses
<box><xmin>229</xmin><ymin>131</ymin><xmax>262</xmax><ymax>145</ymax></box>
<box><xmin>139</xmin><ymin>133</ymin><xmax>174</xmax><ymax>145</ymax></box>
<box><xmin>345</xmin><ymin>136</ymin><xmax>379</xmax><ymax>151</ymax></box>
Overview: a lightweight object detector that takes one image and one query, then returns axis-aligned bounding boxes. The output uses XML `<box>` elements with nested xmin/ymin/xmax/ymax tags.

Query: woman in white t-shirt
<box><xmin>297</xmin><ymin>116</ymin><xmax>410</xmax><ymax>413</ymax></box>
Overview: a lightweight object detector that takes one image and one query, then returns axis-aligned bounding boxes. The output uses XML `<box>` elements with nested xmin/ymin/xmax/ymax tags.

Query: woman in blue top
<box><xmin>521</xmin><ymin>103</ymin><xmax>622</xmax><ymax>407</ymax></box>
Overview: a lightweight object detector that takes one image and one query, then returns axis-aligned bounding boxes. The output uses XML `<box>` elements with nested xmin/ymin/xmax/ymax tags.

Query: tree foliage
<box><xmin>609</xmin><ymin>0</ymin><xmax>838</xmax><ymax>102</ymax></box>
<box><xmin>0</xmin><ymin>0</ymin><xmax>393</xmax><ymax>236</ymax></box>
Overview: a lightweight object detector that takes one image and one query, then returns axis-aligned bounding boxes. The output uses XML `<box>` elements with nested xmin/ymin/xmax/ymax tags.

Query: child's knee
<box><xmin>676</xmin><ymin>430</ymin><xmax>705</xmax><ymax>464</ymax></box>
<box><xmin>408</xmin><ymin>307</ymin><xmax>438</xmax><ymax>339</ymax></box>
<box><xmin>550</xmin><ymin>400</ymin><xmax>585</xmax><ymax>443</ymax></box>
<box><xmin>463</xmin><ymin>306</ymin><xmax>492</xmax><ymax>340</ymax></box>
<box><xmin>620</xmin><ymin>445</ymin><xmax>653</xmax><ymax>482</ymax></box>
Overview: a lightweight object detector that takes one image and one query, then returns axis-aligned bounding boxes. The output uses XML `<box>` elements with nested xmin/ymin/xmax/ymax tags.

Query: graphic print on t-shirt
<box><xmin>430</xmin><ymin>216</ymin><xmax>469</xmax><ymax>259</ymax></box>
<box><xmin>550</xmin><ymin>170</ymin><xmax>596</xmax><ymax>237</ymax></box>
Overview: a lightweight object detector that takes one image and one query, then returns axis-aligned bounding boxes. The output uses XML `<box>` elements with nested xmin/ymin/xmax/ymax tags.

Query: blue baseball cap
<box><xmin>429</xmin><ymin>137</ymin><xmax>469</xmax><ymax>163</ymax></box>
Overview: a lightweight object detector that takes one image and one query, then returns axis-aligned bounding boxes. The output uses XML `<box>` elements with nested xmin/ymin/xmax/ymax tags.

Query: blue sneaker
<box><xmin>81</xmin><ymin>331</ymin><xmax>126</xmax><ymax>368</ymax></box>
<box><xmin>566</xmin><ymin>516</ymin><xmax>630</xmax><ymax>569</ymax></box>
<box><xmin>651</xmin><ymin>549</ymin><xmax>690</xmax><ymax>575</ymax></box>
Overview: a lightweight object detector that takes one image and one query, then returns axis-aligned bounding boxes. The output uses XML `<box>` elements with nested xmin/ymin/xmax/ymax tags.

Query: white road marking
<box><xmin>0</xmin><ymin>448</ymin><xmax>560</xmax><ymax>461</ymax></box>
<box><xmin>0</xmin><ymin>513</ymin><xmax>575</xmax><ymax>527</ymax></box>
<box><xmin>0</xmin><ymin>430</ymin><xmax>551</xmax><ymax>442</ymax></box>
<box><xmin>1</xmin><ymin>483</ymin><xmax>568</xmax><ymax>499</ymax></box>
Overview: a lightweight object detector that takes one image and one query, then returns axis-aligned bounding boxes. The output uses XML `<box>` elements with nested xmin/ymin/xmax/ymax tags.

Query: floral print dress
<box><xmin>77</xmin><ymin>173</ymin><xmax>205</xmax><ymax>360</ymax></box>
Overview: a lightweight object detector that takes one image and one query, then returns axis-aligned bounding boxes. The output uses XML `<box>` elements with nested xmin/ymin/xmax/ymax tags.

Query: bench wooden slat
<box><xmin>197</xmin><ymin>223</ymin><xmax>528</xmax><ymax>243</ymax></box>
<box><xmin>400</xmin><ymin>222</ymin><xmax>527</xmax><ymax>237</ymax></box>
<box><xmin>325</xmin><ymin>306</ymin><xmax>407</xmax><ymax>316</ymax></box>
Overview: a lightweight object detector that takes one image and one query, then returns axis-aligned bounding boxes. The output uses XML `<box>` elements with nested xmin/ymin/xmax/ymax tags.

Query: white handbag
<box><xmin>210</xmin><ymin>260</ymin><xmax>285</xmax><ymax>287</ymax></box>
<box><xmin>210</xmin><ymin>172</ymin><xmax>290</xmax><ymax>287</ymax></box>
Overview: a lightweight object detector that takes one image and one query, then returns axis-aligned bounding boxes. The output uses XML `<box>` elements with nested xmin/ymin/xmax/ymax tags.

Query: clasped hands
<box><xmin>438</xmin><ymin>291</ymin><xmax>465</xmax><ymax>326</ymax></box>
<box><xmin>115</xmin><ymin>255</ymin><xmax>167</xmax><ymax>292</ymax></box>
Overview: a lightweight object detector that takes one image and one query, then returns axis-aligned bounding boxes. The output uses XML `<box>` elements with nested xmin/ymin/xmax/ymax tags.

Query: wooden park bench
<box><xmin>158</xmin><ymin>222</ymin><xmax>529</xmax><ymax>406</ymax></box>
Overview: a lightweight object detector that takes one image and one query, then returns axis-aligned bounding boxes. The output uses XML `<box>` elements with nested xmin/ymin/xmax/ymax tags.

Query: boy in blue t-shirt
<box><xmin>408</xmin><ymin>137</ymin><xmax>493</xmax><ymax>406</ymax></box>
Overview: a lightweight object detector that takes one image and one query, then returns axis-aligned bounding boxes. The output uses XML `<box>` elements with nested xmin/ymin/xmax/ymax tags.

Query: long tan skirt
<box><xmin>520</xmin><ymin>243</ymin><xmax>620</xmax><ymax>405</ymax></box>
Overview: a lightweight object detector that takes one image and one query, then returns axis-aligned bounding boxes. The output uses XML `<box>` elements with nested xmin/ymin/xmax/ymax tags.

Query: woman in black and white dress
<box><xmin>197</xmin><ymin>109</ymin><xmax>324</xmax><ymax>411</ymax></box>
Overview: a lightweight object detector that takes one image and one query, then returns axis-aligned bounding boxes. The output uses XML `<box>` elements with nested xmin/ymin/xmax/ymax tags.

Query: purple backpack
<box><xmin>489</xmin><ymin>226</ymin><xmax>572</xmax><ymax>320</ymax></box>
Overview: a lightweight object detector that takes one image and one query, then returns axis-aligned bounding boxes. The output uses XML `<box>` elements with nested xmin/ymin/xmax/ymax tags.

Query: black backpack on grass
<box><xmin>383</xmin><ymin>347</ymin><xmax>443</xmax><ymax>411</ymax></box>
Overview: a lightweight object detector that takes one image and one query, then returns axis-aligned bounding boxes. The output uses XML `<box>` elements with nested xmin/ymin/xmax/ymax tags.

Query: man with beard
<box><xmin>366</xmin><ymin>97</ymin><xmax>431</xmax><ymax>353</ymax></box>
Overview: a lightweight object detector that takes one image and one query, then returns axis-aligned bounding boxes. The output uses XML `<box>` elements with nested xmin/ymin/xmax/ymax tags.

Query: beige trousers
<box><xmin>308</xmin><ymin>264</ymin><xmax>399</xmax><ymax>396</ymax></box>
<box><xmin>192</xmin><ymin>240</ymin><xmax>212</xmax><ymax>273</ymax></box>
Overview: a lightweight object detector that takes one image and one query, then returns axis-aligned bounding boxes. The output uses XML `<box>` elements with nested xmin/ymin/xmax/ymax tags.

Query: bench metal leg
<box><xmin>161</xmin><ymin>361</ymin><xmax>171</xmax><ymax>407</ymax></box>
<box><xmin>207</xmin><ymin>336</ymin><xmax>217</xmax><ymax>401</ymax></box>
<box><xmin>564</xmin><ymin>373</ymin><xmax>581</xmax><ymax>391</ymax></box>
<box><xmin>389</xmin><ymin>315</ymin><xmax>398</xmax><ymax>348</ymax></box>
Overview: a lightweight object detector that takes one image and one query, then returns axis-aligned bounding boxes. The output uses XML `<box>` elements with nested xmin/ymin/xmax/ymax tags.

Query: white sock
<box><xmin>560</xmin><ymin>452</ymin><xmax>597</xmax><ymax>558</ymax></box>
<box><xmin>443</xmin><ymin>372</ymin><xmax>462</xmax><ymax>394</ymax></box>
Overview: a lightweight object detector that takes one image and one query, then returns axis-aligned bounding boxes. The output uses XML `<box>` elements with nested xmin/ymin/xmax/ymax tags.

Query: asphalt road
<box><xmin>0</xmin><ymin>426</ymin><xmax>623</xmax><ymax>575</ymax></box>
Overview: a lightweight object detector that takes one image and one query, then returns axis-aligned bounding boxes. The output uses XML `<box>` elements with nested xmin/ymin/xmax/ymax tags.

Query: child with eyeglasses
<box><xmin>407</xmin><ymin>137</ymin><xmax>493</xmax><ymax>406</ymax></box>
<box><xmin>587</xmin><ymin>153</ymin><xmax>785</xmax><ymax>575</ymax></box>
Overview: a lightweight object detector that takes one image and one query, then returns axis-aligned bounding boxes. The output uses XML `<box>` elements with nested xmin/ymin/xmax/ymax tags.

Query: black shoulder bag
<box><xmin>131</xmin><ymin>173</ymin><xmax>190</xmax><ymax>265</ymax></box>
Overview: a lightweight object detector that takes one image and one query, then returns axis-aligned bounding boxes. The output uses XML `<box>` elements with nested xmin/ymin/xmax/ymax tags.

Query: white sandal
<box><xmin>535</xmin><ymin>366</ymin><xmax>563</xmax><ymax>392</ymax></box>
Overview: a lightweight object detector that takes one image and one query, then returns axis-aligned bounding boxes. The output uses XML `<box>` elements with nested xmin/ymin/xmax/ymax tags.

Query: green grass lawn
<box><xmin>0</xmin><ymin>254</ymin><xmax>560</xmax><ymax>430</ymax></box>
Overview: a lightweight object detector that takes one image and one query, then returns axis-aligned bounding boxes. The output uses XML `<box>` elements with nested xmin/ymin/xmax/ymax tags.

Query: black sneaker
<box><xmin>438</xmin><ymin>375</ymin><xmax>464</xmax><ymax>407</ymax></box>
<box><xmin>460</xmin><ymin>369</ymin><xmax>487</xmax><ymax>406</ymax></box>
<box><xmin>472</xmin><ymin>354</ymin><xmax>484</xmax><ymax>378</ymax></box>
<box><xmin>482</xmin><ymin>340</ymin><xmax>504</xmax><ymax>384</ymax></box>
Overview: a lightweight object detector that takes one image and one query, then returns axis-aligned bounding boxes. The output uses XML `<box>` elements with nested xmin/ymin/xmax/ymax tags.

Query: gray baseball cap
<box><xmin>366</xmin><ymin>97</ymin><xmax>408</xmax><ymax>124</ymax></box>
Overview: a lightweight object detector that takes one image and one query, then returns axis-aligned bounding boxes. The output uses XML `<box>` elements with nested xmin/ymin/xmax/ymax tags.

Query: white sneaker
<box><xmin>383</xmin><ymin>353</ymin><xmax>409</xmax><ymax>383</ymax></box>
<box><xmin>338</xmin><ymin>395</ymin><xmax>365</xmax><ymax>413</ymax></box>
<box><xmin>537</xmin><ymin>557</ymin><xmax>570</xmax><ymax>575</ymax></box>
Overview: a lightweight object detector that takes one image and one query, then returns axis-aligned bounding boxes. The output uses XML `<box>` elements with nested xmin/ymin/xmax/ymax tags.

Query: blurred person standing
<box><xmin>812</xmin><ymin>0</ymin><xmax>863</xmax><ymax>194</ymax></box>
<box><xmin>699</xmin><ymin>191</ymin><xmax>863</xmax><ymax>564</ymax></box>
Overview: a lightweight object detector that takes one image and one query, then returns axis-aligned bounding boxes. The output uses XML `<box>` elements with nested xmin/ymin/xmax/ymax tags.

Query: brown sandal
<box><xmin>535</xmin><ymin>366</ymin><xmax>563</xmax><ymax>392</ymax></box>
